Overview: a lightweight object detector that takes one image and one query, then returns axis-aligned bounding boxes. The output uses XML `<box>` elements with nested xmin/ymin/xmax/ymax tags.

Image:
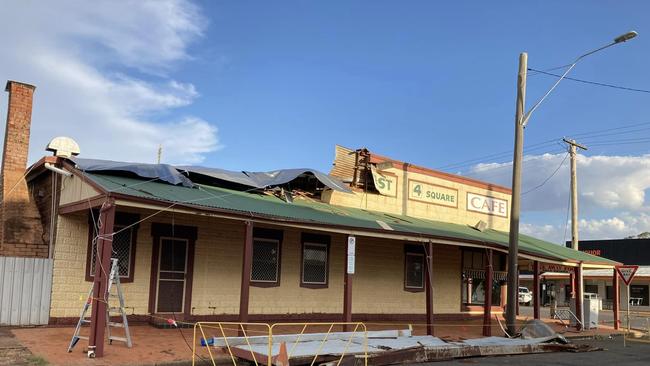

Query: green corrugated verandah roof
<box><xmin>82</xmin><ymin>172</ymin><xmax>618</xmax><ymax>267</ymax></box>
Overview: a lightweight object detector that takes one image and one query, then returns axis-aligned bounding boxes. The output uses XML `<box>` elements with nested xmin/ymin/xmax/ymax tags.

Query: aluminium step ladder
<box><xmin>67</xmin><ymin>258</ymin><xmax>133</xmax><ymax>353</ymax></box>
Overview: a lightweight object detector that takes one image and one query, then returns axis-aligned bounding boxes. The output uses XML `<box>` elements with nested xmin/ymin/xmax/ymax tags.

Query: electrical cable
<box><xmin>528</xmin><ymin>68</ymin><xmax>650</xmax><ymax>94</ymax></box>
<box><xmin>522</xmin><ymin>152</ymin><xmax>569</xmax><ymax>195</ymax></box>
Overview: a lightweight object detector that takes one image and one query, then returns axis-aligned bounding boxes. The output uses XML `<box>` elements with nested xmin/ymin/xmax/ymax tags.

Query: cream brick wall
<box><xmin>50</xmin><ymin>208</ymin><xmax>465</xmax><ymax>318</ymax></box>
<box><xmin>323</xmin><ymin>167</ymin><xmax>511</xmax><ymax>231</ymax></box>
<box><xmin>50</xmin><ymin>212</ymin><xmax>151</xmax><ymax>318</ymax></box>
<box><xmin>352</xmin><ymin>241</ymin><xmax>461</xmax><ymax>314</ymax></box>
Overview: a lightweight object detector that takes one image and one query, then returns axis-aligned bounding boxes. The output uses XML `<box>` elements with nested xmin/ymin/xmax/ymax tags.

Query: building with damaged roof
<box><xmin>0</xmin><ymin>80</ymin><xmax>621</xmax><ymax>358</ymax></box>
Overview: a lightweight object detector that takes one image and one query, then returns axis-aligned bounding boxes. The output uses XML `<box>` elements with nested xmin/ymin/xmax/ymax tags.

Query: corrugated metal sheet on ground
<box><xmin>0</xmin><ymin>257</ymin><xmax>53</xmax><ymax>326</ymax></box>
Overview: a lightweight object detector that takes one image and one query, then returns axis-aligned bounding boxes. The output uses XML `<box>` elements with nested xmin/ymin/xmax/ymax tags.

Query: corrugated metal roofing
<box><xmin>83</xmin><ymin>172</ymin><xmax>617</xmax><ymax>266</ymax></box>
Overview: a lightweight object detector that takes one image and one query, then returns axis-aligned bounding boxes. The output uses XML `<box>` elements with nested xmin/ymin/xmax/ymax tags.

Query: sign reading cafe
<box><xmin>466</xmin><ymin>193</ymin><xmax>508</xmax><ymax>217</ymax></box>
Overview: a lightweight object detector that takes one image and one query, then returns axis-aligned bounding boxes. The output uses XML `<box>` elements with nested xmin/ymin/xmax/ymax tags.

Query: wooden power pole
<box><xmin>563</xmin><ymin>138</ymin><xmax>588</xmax><ymax>251</ymax></box>
<box><xmin>563</xmin><ymin>137</ymin><xmax>587</xmax><ymax>330</ymax></box>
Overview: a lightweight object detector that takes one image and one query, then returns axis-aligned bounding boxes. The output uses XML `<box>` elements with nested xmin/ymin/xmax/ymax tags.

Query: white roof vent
<box><xmin>46</xmin><ymin>136</ymin><xmax>80</xmax><ymax>158</ymax></box>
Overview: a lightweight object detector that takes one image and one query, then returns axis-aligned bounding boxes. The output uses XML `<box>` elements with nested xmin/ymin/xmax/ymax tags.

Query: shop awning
<box><xmin>71</xmin><ymin>170</ymin><xmax>618</xmax><ymax>268</ymax></box>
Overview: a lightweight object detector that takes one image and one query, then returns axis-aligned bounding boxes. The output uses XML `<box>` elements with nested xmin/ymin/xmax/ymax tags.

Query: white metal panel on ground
<box><xmin>0</xmin><ymin>257</ymin><xmax>53</xmax><ymax>326</ymax></box>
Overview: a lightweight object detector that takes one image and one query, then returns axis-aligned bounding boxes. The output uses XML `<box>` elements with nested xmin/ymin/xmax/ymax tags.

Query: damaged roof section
<box><xmin>73</xmin><ymin>158</ymin><xmax>194</xmax><ymax>187</ymax></box>
<box><xmin>180</xmin><ymin>166</ymin><xmax>352</xmax><ymax>193</ymax></box>
<box><xmin>72</xmin><ymin>158</ymin><xmax>351</xmax><ymax>194</ymax></box>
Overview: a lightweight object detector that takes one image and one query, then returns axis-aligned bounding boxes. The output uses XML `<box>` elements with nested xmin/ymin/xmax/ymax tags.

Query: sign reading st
<box><xmin>466</xmin><ymin>193</ymin><xmax>508</xmax><ymax>218</ymax></box>
<box><xmin>616</xmin><ymin>265</ymin><xmax>639</xmax><ymax>286</ymax></box>
<box><xmin>408</xmin><ymin>180</ymin><xmax>458</xmax><ymax>208</ymax></box>
<box><xmin>370</xmin><ymin>167</ymin><xmax>398</xmax><ymax>197</ymax></box>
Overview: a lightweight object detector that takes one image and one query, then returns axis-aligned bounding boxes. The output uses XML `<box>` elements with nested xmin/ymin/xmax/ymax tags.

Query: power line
<box><xmin>528</xmin><ymin>68</ymin><xmax>650</xmax><ymax>94</ymax></box>
<box><xmin>522</xmin><ymin>152</ymin><xmax>570</xmax><ymax>195</ymax></box>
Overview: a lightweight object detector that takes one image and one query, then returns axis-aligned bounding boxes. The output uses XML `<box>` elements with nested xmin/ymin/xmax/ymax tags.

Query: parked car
<box><xmin>518</xmin><ymin>286</ymin><xmax>532</xmax><ymax>305</ymax></box>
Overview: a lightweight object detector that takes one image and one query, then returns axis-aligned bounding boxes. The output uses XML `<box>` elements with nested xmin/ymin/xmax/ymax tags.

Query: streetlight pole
<box><xmin>506</xmin><ymin>52</ymin><xmax>527</xmax><ymax>334</ymax></box>
<box><xmin>505</xmin><ymin>31</ymin><xmax>637</xmax><ymax>336</ymax></box>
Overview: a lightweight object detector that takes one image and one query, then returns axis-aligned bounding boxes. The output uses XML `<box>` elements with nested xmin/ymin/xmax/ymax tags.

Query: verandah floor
<box><xmin>10</xmin><ymin>314</ymin><xmax>624</xmax><ymax>366</ymax></box>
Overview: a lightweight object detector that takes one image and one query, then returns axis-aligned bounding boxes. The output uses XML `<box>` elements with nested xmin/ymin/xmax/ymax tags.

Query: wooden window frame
<box><xmin>300</xmin><ymin>233</ymin><xmax>331</xmax><ymax>289</ymax></box>
<box><xmin>404</xmin><ymin>244</ymin><xmax>425</xmax><ymax>292</ymax></box>
<box><xmin>250</xmin><ymin>228</ymin><xmax>283</xmax><ymax>288</ymax></box>
<box><xmin>85</xmin><ymin>211</ymin><xmax>139</xmax><ymax>283</ymax></box>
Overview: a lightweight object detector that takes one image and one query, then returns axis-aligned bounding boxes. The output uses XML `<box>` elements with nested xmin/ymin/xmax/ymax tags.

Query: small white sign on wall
<box><xmin>347</xmin><ymin>236</ymin><xmax>356</xmax><ymax>274</ymax></box>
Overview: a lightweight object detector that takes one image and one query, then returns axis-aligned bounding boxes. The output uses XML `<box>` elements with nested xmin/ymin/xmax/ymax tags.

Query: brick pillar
<box><xmin>0</xmin><ymin>81</ymin><xmax>47</xmax><ymax>258</ymax></box>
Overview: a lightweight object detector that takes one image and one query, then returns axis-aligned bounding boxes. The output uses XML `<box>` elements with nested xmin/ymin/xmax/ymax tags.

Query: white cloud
<box><xmin>521</xmin><ymin>214</ymin><xmax>650</xmax><ymax>244</ymax></box>
<box><xmin>0</xmin><ymin>0</ymin><xmax>219</xmax><ymax>165</ymax></box>
<box><xmin>467</xmin><ymin>153</ymin><xmax>650</xmax><ymax>213</ymax></box>
<box><xmin>467</xmin><ymin>153</ymin><xmax>650</xmax><ymax>244</ymax></box>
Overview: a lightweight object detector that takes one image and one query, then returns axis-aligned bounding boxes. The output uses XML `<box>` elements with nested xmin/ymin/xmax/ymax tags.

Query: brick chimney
<box><xmin>0</xmin><ymin>81</ymin><xmax>47</xmax><ymax>257</ymax></box>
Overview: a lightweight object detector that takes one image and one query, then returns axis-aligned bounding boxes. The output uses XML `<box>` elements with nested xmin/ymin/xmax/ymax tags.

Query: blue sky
<box><xmin>181</xmin><ymin>1</ymin><xmax>649</xmax><ymax>171</ymax></box>
<box><xmin>1</xmin><ymin>0</ymin><xmax>650</xmax><ymax>243</ymax></box>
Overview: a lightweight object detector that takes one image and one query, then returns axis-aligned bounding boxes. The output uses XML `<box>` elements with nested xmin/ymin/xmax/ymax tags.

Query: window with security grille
<box><xmin>405</xmin><ymin>252</ymin><xmax>424</xmax><ymax>289</ymax></box>
<box><xmin>251</xmin><ymin>238</ymin><xmax>280</xmax><ymax>283</ymax></box>
<box><xmin>302</xmin><ymin>243</ymin><xmax>328</xmax><ymax>285</ymax></box>
<box><xmin>89</xmin><ymin>225</ymin><xmax>134</xmax><ymax>279</ymax></box>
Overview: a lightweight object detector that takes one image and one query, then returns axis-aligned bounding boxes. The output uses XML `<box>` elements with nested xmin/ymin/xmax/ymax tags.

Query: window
<box><xmin>405</xmin><ymin>253</ymin><xmax>425</xmax><ymax>289</ymax></box>
<box><xmin>630</xmin><ymin>285</ymin><xmax>649</xmax><ymax>306</ymax></box>
<box><xmin>403</xmin><ymin>244</ymin><xmax>425</xmax><ymax>291</ymax></box>
<box><xmin>301</xmin><ymin>233</ymin><xmax>330</xmax><ymax>288</ymax></box>
<box><xmin>250</xmin><ymin>228</ymin><xmax>283</xmax><ymax>286</ymax></box>
<box><xmin>86</xmin><ymin>212</ymin><xmax>139</xmax><ymax>283</ymax></box>
<box><xmin>461</xmin><ymin>249</ymin><xmax>504</xmax><ymax>306</ymax></box>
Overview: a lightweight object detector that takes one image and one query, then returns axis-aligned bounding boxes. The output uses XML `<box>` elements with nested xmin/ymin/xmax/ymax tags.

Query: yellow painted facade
<box><xmin>323</xmin><ymin>166</ymin><xmax>512</xmax><ymax>231</ymax></box>
<box><xmin>50</xmin><ymin>207</ymin><xmax>463</xmax><ymax>318</ymax></box>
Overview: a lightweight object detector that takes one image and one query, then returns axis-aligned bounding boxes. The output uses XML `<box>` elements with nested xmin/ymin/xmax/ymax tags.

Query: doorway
<box><xmin>149</xmin><ymin>223</ymin><xmax>197</xmax><ymax>317</ymax></box>
<box><xmin>156</xmin><ymin>238</ymin><xmax>188</xmax><ymax>313</ymax></box>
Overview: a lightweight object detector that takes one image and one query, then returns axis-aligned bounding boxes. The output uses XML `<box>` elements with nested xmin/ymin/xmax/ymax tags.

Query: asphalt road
<box><xmin>416</xmin><ymin>336</ymin><xmax>650</xmax><ymax>366</ymax></box>
<box><xmin>519</xmin><ymin>305</ymin><xmax>650</xmax><ymax>332</ymax></box>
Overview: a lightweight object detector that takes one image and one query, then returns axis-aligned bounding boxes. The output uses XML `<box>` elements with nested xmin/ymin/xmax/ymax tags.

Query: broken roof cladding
<box><xmin>73</xmin><ymin>158</ymin><xmax>194</xmax><ymax>187</ymax></box>
<box><xmin>179</xmin><ymin>166</ymin><xmax>352</xmax><ymax>192</ymax></box>
<box><xmin>73</xmin><ymin>157</ymin><xmax>351</xmax><ymax>193</ymax></box>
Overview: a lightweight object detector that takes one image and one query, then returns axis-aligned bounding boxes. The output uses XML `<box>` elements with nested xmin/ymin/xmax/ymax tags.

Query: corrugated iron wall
<box><xmin>0</xmin><ymin>257</ymin><xmax>53</xmax><ymax>326</ymax></box>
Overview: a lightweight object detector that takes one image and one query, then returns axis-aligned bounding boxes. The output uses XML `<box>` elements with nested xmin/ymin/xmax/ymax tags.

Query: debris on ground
<box><xmin>201</xmin><ymin>328</ymin><xmax>596</xmax><ymax>365</ymax></box>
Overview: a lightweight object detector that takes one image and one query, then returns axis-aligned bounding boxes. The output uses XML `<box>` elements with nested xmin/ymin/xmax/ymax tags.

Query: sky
<box><xmin>1</xmin><ymin>0</ymin><xmax>649</xmax><ymax>244</ymax></box>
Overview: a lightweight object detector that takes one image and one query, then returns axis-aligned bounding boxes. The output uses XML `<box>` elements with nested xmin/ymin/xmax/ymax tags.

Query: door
<box><xmin>156</xmin><ymin>238</ymin><xmax>188</xmax><ymax>313</ymax></box>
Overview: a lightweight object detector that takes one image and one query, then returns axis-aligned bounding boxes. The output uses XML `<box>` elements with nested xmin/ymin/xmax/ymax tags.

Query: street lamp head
<box><xmin>614</xmin><ymin>31</ymin><xmax>638</xmax><ymax>43</ymax></box>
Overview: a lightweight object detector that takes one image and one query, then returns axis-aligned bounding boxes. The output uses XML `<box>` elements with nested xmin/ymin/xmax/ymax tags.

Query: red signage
<box><xmin>615</xmin><ymin>265</ymin><xmax>639</xmax><ymax>286</ymax></box>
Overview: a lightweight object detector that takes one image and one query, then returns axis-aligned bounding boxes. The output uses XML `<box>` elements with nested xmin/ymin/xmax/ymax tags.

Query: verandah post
<box><xmin>238</xmin><ymin>221</ymin><xmax>253</xmax><ymax>331</ymax></box>
<box><xmin>533</xmin><ymin>261</ymin><xmax>540</xmax><ymax>319</ymax></box>
<box><xmin>482</xmin><ymin>249</ymin><xmax>493</xmax><ymax>336</ymax></box>
<box><xmin>88</xmin><ymin>199</ymin><xmax>116</xmax><ymax>358</ymax></box>
<box><xmin>425</xmin><ymin>241</ymin><xmax>434</xmax><ymax>336</ymax></box>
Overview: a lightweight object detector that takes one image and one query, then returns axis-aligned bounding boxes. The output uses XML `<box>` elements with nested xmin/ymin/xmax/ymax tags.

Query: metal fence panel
<box><xmin>0</xmin><ymin>256</ymin><xmax>53</xmax><ymax>326</ymax></box>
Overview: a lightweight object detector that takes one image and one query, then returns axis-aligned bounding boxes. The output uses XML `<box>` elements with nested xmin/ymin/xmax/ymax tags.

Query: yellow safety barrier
<box><xmin>270</xmin><ymin>322</ymin><xmax>368</xmax><ymax>366</ymax></box>
<box><xmin>192</xmin><ymin>322</ymin><xmax>272</xmax><ymax>366</ymax></box>
<box><xmin>193</xmin><ymin>322</ymin><xmax>368</xmax><ymax>366</ymax></box>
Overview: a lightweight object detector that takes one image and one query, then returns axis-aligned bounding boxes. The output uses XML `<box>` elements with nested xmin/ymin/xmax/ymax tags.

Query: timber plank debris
<box><xmin>202</xmin><ymin>328</ymin><xmax>599</xmax><ymax>365</ymax></box>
